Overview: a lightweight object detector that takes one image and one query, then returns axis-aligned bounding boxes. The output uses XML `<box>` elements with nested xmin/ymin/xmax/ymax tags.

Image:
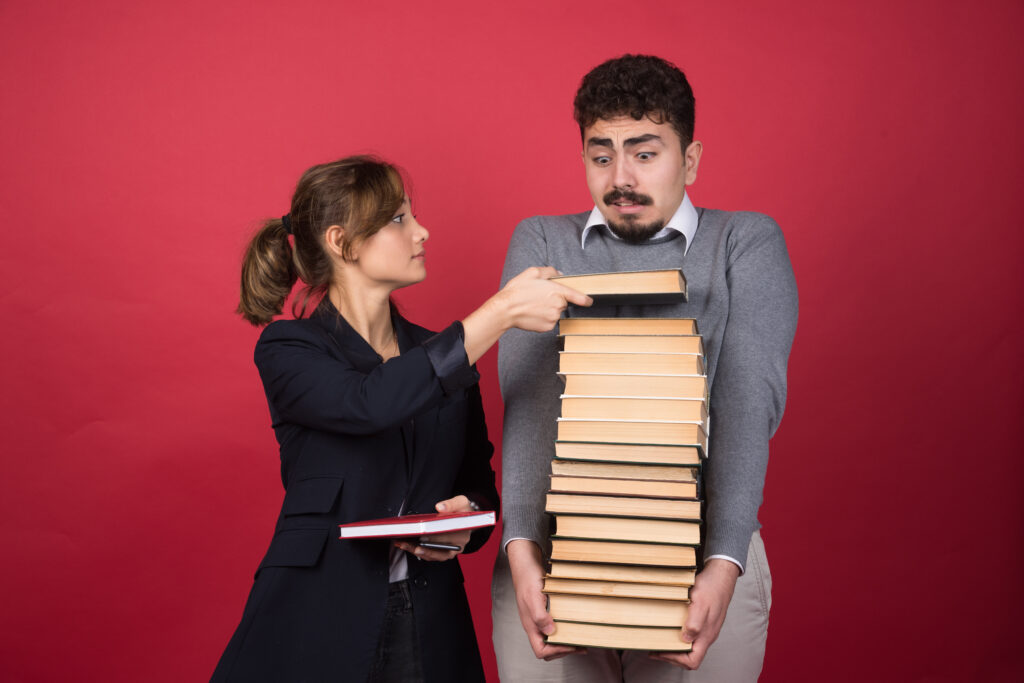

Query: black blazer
<box><xmin>213</xmin><ymin>301</ymin><xmax>498</xmax><ymax>683</ymax></box>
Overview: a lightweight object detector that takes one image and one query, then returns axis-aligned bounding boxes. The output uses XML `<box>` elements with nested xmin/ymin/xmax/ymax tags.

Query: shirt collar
<box><xmin>581</xmin><ymin>192</ymin><xmax>698</xmax><ymax>254</ymax></box>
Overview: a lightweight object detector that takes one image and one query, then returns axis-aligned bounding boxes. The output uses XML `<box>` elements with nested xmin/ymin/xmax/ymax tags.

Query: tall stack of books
<box><xmin>540</xmin><ymin>270</ymin><xmax>707</xmax><ymax>652</ymax></box>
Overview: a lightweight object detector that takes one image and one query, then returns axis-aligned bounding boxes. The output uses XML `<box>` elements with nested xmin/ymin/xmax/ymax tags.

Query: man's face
<box><xmin>583</xmin><ymin>115</ymin><xmax>701</xmax><ymax>243</ymax></box>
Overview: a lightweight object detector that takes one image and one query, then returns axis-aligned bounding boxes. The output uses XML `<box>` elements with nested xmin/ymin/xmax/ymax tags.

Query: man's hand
<box><xmin>506</xmin><ymin>539</ymin><xmax>586</xmax><ymax>660</ymax></box>
<box><xmin>649</xmin><ymin>558</ymin><xmax>740</xmax><ymax>669</ymax></box>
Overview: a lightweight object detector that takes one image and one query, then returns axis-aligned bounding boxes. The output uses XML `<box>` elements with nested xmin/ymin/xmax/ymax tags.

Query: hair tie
<box><xmin>281</xmin><ymin>214</ymin><xmax>292</xmax><ymax>235</ymax></box>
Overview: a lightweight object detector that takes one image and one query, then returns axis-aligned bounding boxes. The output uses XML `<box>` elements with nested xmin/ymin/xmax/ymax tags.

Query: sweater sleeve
<box><xmin>704</xmin><ymin>215</ymin><xmax>798</xmax><ymax>568</ymax></box>
<box><xmin>452</xmin><ymin>381</ymin><xmax>500</xmax><ymax>554</ymax></box>
<box><xmin>255</xmin><ymin>320</ymin><xmax>479</xmax><ymax>435</ymax></box>
<box><xmin>497</xmin><ymin>218</ymin><xmax>563</xmax><ymax>549</ymax></box>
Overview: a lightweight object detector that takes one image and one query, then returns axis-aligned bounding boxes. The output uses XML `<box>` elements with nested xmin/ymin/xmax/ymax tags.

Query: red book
<box><xmin>338</xmin><ymin>510</ymin><xmax>496</xmax><ymax>539</ymax></box>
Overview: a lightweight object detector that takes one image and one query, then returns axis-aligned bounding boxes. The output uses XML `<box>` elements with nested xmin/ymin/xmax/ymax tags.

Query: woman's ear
<box><xmin>324</xmin><ymin>224</ymin><xmax>354</xmax><ymax>261</ymax></box>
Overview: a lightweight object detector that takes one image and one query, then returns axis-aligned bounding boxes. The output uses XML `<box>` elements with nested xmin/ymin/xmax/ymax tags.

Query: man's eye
<box><xmin>593</xmin><ymin>156</ymin><xmax>611</xmax><ymax>165</ymax></box>
<box><xmin>637</xmin><ymin>152</ymin><xmax>655</xmax><ymax>161</ymax></box>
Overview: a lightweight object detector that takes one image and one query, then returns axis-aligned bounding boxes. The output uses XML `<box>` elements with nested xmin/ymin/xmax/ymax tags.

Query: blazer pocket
<box><xmin>260</xmin><ymin>528</ymin><xmax>330</xmax><ymax>569</ymax></box>
<box><xmin>281</xmin><ymin>476</ymin><xmax>344</xmax><ymax>516</ymax></box>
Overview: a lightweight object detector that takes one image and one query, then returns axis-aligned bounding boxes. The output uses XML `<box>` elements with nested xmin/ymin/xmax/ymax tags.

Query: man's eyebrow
<box><xmin>585</xmin><ymin>133</ymin><xmax>664</xmax><ymax>149</ymax></box>
<box><xmin>624</xmin><ymin>134</ymin><xmax>663</xmax><ymax>147</ymax></box>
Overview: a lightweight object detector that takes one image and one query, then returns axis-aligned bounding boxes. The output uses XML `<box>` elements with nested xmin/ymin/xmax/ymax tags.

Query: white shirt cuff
<box><xmin>704</xmin><ymin>553</ymin><xmax>744</xmax><ymax>575</ymax></box>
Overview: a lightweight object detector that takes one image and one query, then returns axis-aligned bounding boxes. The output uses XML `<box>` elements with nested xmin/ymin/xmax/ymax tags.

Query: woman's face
<box><xmin>350</xmin><ymin>197</ymin><xmax>429</xmax><ymax>290</ymax></box>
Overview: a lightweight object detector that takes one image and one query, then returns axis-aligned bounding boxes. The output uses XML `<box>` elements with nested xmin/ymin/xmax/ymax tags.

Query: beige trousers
<box><xmin>491</xmin><ymin>531</ymin><xmax>771</xmax><ymax>683</ymax></box>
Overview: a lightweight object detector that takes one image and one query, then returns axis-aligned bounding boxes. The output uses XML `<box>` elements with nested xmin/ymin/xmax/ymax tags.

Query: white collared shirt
<box><xmin>581</xmin><ymin>192</ymin><xmax>699</xmax><ymax>253</ymax></box>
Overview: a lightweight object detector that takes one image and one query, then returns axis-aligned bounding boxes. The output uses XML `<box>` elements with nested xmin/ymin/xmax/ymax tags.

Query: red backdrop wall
<box><xmin>2</xmin><ymin>1</ymin><xmax>1022</xmax><ymax>681</ymax></box>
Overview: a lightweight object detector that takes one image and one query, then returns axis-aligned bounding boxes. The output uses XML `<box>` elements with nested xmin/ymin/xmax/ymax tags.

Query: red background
<box><xmin>2</xmin><ymin>1</ymin><xmax>1022</xmax><ymax>681</ymax></box>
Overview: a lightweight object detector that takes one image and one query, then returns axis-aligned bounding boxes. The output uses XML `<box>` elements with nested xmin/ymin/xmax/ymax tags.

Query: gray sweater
<box><xmin>497</xmin><ymin>208</ymin><xmax>798</xmax><ymax>568</ymax></box>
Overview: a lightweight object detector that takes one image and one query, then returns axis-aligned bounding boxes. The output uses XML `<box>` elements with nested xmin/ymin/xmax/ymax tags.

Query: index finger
<box><xmin>552</xmin><ymin>283</ymin><xmax>593</xmax><ymax>307</ymax></box>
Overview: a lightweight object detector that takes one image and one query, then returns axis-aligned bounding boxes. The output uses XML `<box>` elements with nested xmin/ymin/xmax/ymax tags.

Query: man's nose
<box><xmin>612</xmin><ymin>157</ymin><xmax>636</xmax><ymax>190</ymax></box>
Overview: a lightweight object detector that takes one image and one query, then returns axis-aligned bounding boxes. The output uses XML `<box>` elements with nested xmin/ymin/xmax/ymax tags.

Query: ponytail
<box><xmin>237</xmin><ymin>218</ymin><xmax>297</xmax><ymax>326</ymax></box>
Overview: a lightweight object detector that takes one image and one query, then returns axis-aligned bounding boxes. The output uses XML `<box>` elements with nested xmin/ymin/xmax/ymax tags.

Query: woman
<box><xmin>212</xmin><ymin>155</ymin><xmax>589</xmax><ymax>682</ymax></box>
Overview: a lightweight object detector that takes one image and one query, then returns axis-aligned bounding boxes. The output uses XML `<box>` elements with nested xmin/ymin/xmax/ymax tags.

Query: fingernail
<box><xmin>542</xmin><ymin>624</ymin><xmax>556</xmax><ymax>635</ymax></box>
<box><xmin>437</xmin><ymin>503</ymin><xmax>447</xmax><ymax>511</ymax></box>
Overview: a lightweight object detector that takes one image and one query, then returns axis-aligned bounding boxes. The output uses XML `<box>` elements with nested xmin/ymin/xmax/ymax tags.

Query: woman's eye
<box><xmin>391</xmin><ymin>214</ymin><xmax>404</xmax><ymax>224</ymax></box>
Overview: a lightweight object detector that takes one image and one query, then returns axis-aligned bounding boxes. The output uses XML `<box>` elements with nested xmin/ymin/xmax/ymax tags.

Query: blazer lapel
<box><xmin>312</xmin><ymin>299</ymin><xmax>383</xmax><ymax>373</ymax></box>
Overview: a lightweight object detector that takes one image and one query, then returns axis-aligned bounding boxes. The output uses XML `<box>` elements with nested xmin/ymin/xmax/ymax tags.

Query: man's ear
<box><xmin>684</xmin><ymin>140</ymin><xmax>703</xmax><ymax>186</ymax></box>
<box><xmin>324</xmin><ymin>224</ymin><xmax>353</xmax><ymax>261</ymax></box>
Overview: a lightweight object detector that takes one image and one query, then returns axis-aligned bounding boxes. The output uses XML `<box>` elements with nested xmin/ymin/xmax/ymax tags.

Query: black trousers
<box><xmin>367</xmin><ymin>580</ymin><xmax>425</xmax><ymax>683</ymax></box>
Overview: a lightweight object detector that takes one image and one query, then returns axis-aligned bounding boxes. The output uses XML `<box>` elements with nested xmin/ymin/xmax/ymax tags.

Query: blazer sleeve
<box><xmin>254</xmin><ymin>319</ymin><xmax>480</xmax><ymax>435</ymax></box>
<box><xmin>452</xmin><ymin>381</ymin><xmax>500</xmax><ymax>555</ymax></box>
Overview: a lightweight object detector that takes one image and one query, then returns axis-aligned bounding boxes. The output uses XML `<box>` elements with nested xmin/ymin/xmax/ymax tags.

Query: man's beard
<box><xmin>603</xmin><ymin>189</ymin><xmax>664</xmax><ymax>244</ymax></box>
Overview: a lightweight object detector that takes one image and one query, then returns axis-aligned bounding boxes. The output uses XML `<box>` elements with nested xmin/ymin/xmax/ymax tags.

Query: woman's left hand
<box><xmin>393</xmin><ymin>495</ymin><xmax>475</xmax><ymax>562</ymax></box>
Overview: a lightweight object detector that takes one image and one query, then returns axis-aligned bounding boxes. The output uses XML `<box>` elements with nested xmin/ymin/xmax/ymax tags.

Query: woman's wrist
<box><xmin>462</xmin><ymin>293</ymin><xmax>513</xmax><ymax>364</ymax></box>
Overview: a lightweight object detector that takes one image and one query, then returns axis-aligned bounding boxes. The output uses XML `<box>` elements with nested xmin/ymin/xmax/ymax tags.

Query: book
<box><xmin>561</xmin><ymin>373</ymin><xmax>707</xmax><ymax>400</ymax></box>
<box><xmin>560</xmin><ymin>396</ymin><xmax>707</xmax><ymax>423</ymax></box>
<box><xmin>549</xmin><ymin>475</ymin><xmax>697</xmax><ymax>499</ymax></box>
<box><xmin>554</xmin><ymin>442</ymin><xmax>702</xmax><ymax>467</ymax></box>
<box><xmin>550</xmin><ymin>539</ymin><xmax>696</xmax><ymax>567</ymax></box>
<box><xmin>562</xmin><ymin>334</ymin><xmax>704</xmax><ymax>355</ymax></box>
<box><xmin>551</xmin><ymin>269</ymin><xmax>686</xmax><ymax>305</ymax></box>
<box><xmin>547</xmin><ymin>593</ymin><xmax>689</xmax><ymax>627</ymax></box>
<box><xmin>337</xmin><ymin>510</ymin><xmax>495</xmax><ymax>539</ymax></box>
<box><xmin>544</xmin><ymin>577</ymin><xmax>690</xmax><ymax>601</ymax></box>
<box><xmin>547</xmin><ymin>493</ymin><xmax>700</xmax><ymax>521</ymax></box>
<box><xmin>559</xmin><ymin>352</ymin><xmax>704</xmax><ymax>376</ymax></box>
<box><xmin>547</xmin><ymin>621</ymin><xmax>690</xmax><ymax>651</ymax></box>
<box><xmin>551</xmin><ymin>460</ymin><xmax>698</xmax><ymax>483</ymax></box>
<box><xmin>558</xmin><ymin>318</ymin><xmax>698</xmax><ymax>336</ymax></box>
<box><xmin>548</xmin><ymin>561</ymin><xmax>696</xmax><ymax>586</ymax></box>
<box><xmin>556</xmin><ymin>420</ymin><xmax>707</xmax><ymax>453</ymax></box>
<box><xmin>554</xmin><ymin>515</ymin><xmax>700</xmax><ymax>546</ymax></box>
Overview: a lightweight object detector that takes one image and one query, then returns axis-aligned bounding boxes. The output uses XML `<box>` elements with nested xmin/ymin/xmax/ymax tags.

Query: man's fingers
<box><xmin>649</xmin><ymin>637</ymin><xmax>708</xmax><ymax>670</ymax></box>
<box><xmin>681</xmin><ymin>600</ymin><xmax>709</xmax><ymax>643</ymax></box>
<box><xmin>526</xmin><ymin>590</ymin><xmax>555</xmax><ymax>634</ymax></box>
<box><xmin>525</xmin><ymin>630</ymin><xmax>580</xmax><ymax>660</ymax></box>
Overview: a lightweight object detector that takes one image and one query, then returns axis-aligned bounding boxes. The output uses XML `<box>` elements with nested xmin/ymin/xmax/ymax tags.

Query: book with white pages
<box><xmin>338</xmin><ymin>510</ymin><xmax>495</xmax><ymax>539</ymax></box>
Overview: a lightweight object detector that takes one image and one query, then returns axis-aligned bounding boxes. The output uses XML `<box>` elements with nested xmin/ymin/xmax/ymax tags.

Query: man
<box><xmin>491</xmin><ymin>54</ymin><xmax>798</xmax><ymax>681</ymax></box>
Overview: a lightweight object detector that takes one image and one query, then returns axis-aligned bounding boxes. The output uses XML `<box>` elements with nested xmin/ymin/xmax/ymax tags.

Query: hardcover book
<box><xmin>338</xmin><ymin>510</ymin><xmax>495</xmax><ymax>539</ymax></box>
<box><xmin>552</xmin><ymin>269</ymin><xmax>687</xmax><ymax>305</ymax></box>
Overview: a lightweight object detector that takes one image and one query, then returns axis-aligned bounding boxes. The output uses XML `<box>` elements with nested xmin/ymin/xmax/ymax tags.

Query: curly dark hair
<box><xmin>573</xmin><ymin>54</ymin><xmax>695</xmax><ymax>149</ymax></box>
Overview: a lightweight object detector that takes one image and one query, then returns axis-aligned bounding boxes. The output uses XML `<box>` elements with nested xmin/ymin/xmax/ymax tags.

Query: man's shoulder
<box><xmin>504</xmin><ymin>212</ymin><xmax>590</xmax><ymax>266</ymax></box>
<box><xmin>698</xmin><ymin>207</ymin><xmax>778</xmax><ymax>229</ymax></box>
<box><xmin>513</xmin><ymin>211</ymin><xmax>590</xmax><ymax>236</ymax></box>
<box><xmin>696</xmin><ymin>207</ymin><xmax>785</xmax><ymax>244</ymax></box>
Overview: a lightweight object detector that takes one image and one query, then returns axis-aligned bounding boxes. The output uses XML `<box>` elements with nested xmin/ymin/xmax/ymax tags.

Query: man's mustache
<box><xmin>603</xmin><ymin>189</ymin><xmax>653</xmax><ymax>206</ymax></box>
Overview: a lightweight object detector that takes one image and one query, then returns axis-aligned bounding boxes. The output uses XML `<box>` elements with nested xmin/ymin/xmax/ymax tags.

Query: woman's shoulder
<box><xmin>254</xmin><ymin>318</ymin><xmax>339</xmax><ymax>365</ymax></box>
<box><xmin>258</xmin><ymin>317</ymin><xmax>327</xmax><ymax>344</ymax></box>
